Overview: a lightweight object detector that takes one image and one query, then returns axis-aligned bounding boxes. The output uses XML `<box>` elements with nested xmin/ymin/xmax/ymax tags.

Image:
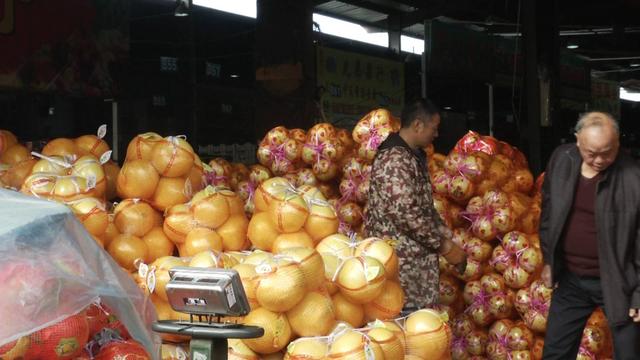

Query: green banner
<box><xmin>316</xmin><ymin>46</ymin><xmax>404</xmax><ymax>129</ymax></box>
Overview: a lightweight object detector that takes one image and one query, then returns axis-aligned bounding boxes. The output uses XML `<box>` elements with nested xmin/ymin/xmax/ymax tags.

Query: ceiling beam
<box><xmin>314</xmin><ymin>0</ymin><xmax>405</xmax><ymax>16</ymax></box>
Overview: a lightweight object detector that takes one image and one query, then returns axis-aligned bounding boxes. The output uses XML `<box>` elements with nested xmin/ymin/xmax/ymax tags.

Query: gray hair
<box><xmin>574</xmin><ymin>112</ymin><xmax>620</xmax><ymax>135</ymax></box>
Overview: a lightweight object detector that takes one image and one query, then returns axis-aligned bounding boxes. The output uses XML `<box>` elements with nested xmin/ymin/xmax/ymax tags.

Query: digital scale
<box><xmin>152</xmin><ymin>267</ymin><xmax>264</xmax><ymax>360</ymax></box>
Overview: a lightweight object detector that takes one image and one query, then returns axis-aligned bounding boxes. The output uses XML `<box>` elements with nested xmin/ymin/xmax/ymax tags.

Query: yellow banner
<box><xmin>317</xmin><ymin>46</ymin><xmax>404</xmax><ymax>128</ymax></box>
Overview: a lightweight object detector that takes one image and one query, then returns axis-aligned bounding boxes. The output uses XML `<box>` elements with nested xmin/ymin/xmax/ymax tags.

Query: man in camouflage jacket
<box><xmin>365</xmin><ymin>99</ymin><xmax>466</xmax><ymax>309</ymax></box>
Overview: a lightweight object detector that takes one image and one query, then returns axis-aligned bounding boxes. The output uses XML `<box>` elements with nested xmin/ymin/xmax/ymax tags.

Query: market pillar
<box><xmin>255</xmin><ymin>0</ymin><xmax>316</xmax><ymax>140</ymax></box>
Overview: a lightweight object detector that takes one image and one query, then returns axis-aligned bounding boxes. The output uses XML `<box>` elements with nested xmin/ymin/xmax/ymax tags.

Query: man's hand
<box><xmin>630</xmin><ymin>308</ymin><xmax>640</xmax><ymax>322</ymax></box>
<box><xmin>439</xmin><ymin>239</ymin><xmax>466</xmax><ymax>274</ymax></box>
<box><xmin>541</xmin><ymin>264</ymin><xmax>553</xmax><ymax>288</ymax></box>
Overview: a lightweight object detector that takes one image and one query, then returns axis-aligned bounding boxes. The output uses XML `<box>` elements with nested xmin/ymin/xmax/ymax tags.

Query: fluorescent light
<box><xmin>313</xmin><ymin>13</ymin><xmax>388</xmax><ymax>48</ymax></box>
<box><xmin>230</xmin><ymin>74</ymin><xmax>240</xmax><ymax>78</ymax></box>
<box><xmin>620</xmin><ymin>87</ymin><xmax>640</xmax><ymax>102</ymax></box>
<box><xmin>194</xmin><ymin>0</ymin><xmax>256</xmax><ymax>18</ymax></box>
<box><xmin>631</xmin><ymin>63</ymin><xmax>640</xmax><ymax>67</ymax></box>
<box><xmin>444</xmin><ymin>106</ymin><xmax>452</xmax><ymax>110</ymax></box>
<box><xmin>401</xmin><ymin>35</ymin><xmax>424</xmax><ymax>55</ymax></box>
<box><xmin>567</xmin><ymin>44</ymin><xmax>579</xmax><ymax>49</ymax></box>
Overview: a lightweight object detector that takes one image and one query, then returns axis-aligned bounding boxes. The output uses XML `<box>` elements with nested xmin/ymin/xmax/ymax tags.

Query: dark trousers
<box><xmin>542</xmin><ymin>272</ymin><xmax>640</xmax><ymax>360</ymax></box>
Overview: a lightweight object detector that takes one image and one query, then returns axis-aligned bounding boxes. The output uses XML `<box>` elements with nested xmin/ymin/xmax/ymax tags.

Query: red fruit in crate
<box><xmin>488</xmin><ymin>159</ymin><xmax>510</xmax><ymax>185</ymax></box>
<box><xmin>339</xmin><ymin>177</ymin><xmax>358</xmax><ymax>202</ymax></box>
<box><xmin>515</xmin><ymin>288</ymin><xmax>531</xmax><ymax>314</ymax></box>
<box><xmin>502</xmin><ymin>231</ymin><xmax>530</xmax><ymax>254</ymax></box>
<box><xmin>514</xmin><ymin>169</ymin><xmax>534</xmax><ymax>194</ymax></box>
<box><xmin>257</xmin><ymin>144</ymin><xmax>273</xmax><ymax>167</ymax></box>
<box><xmin>271</xmin><ymin>157</ymin><xmax>295</xmax><ymax>176</ymax></box>
<box><xmin>532</xmin><ymin>337</ymin><xmax>545</xmax><ymax>360</ymax></box>
<box><xmin>86</xmin><ymin>304</ymin><xmax>110</xmax><ymax>338</ymax></box>
<box><xmin>265</xmin><ymin>126</ymin><xmax>289</xmax><ymax>145</ymax></box>
<box><xmin>452</xmin><ymin>314</ymin><xmax>476</xmax><ymax>337</ymax></box>
<box><xmin>487</xmin><ymin>341</ymin><xmax>509</xmax><ymax>359</ymax></box>
<box><xmin>95</xmin><ymin>340</ymin><xmax>150</xmax><ymax>360</ymax></box>
<box><xmin>472</xmin><ymin>216</ymin><xmax>498</xmax><ymax>241</ymax></box>
<box><xmin>581</xmin><ymin>326</ymin><xmax>605</xmax><ymax>354</ymax></box>
<box><xmin>448</xmin><ymin>174</ymin><xmax>475</xmax><ymax>203</ymax></box>
<box><xmin>444</xmin><ymin>151</ymin><xmax>465</xmax><ymax>176</ymax></box>
<box><xmin>507</xmin><ymin>323</ymin><xmax>535</xmax><ymax>351</ymax></box>
<box><xmin>355</xmin><ymin>179</ymin><xmax>370</xmax><ymax>204</ymax></box>
<box><xmin>307</xmin><ymin>123</ymin><xmax>336</xmax><ymax>143</ymax></box>
<box><xmin>342</xmin><ymin>156</ymin><xmax>364</xmax><ymax>178</ymax></box>
<box><xmin>483</xmin><ymin>189</ymin><xmax>510</xmax><ymax>209</ymax></box>
<box><xmin>451</xmin><ymin>228</ymin><xmax>471</xmax><ymax>248</ymax></box>
<box><xmin>25</xmin><ymin>312</ymin><xmax>90</xmax><ymax>359</ymax></box>
<box><xmin>312</xmin><ymin>159</ymin><xmax>338</xmax><ymax>181</ymax></box>
<box><xmin>469</xmin><ymin>304</ymin><xmax>493</xmax><ymax>327</ymax></box>
<box><xmin>524</xmin><ymin>309</ymin><xmax>548</xmax><ymax>333</ymax></box>
<box><xmin>518</xmin><ymin>247</ymin><xmax>543</xmax><ymax>273</ymax></box>
<box><xmin>490</xmin><ymin>319</ymin><xmax>515</xmax><ymax>339</ymax></box>
<box><xmin>457</xmin><ymin>258</ymin><xmax>483</xmax><ymax>282</ymax></box>
<box><xmin>236</xmin><ymin>180</ymin><xmax>253</xmax><ymax>201</ymax></box>
<box><xmin>301</xmin><ymin>143</ymin><xmax>320</xmax><ymax>165</ymax></box>
<box><xmin>249</xmin><ymin>164</ymin><xmax>271</xmax><ymax>184</ymax></box>
<box><xmin>491</xmin><ymin>245</ymin><xmax>512</xmax><ymax>273</ymax></box>
<box><xmin>504</xmin><ymin>265</ymin><xmax>533</xmax><ymax>289</ymax></box>
<box><xmin>492</xmin><ymin>206</ymin><xmax>516</xmax><ymax>233</ymax></box>
<box><xmin>296</xmin><ymin>168</ymin><xmax>317</xmax><ymax>186</ymax></box>
<box><xmin>489</xmin><ymin>292</ymin><xmax>514</xmax><ymax>319</ymax></box>
<box><xmin>465</xmin><ymin>330</ymin><xmax>488</xmax><ymax>356</ymax></box>
<box><xmin>439</xmin><ymin>275</ymin><xmax>461</xmax><ymax>305</ymax></box>
<box><xmin>356</xmin><ymin>142</ymin><xmax>377</xmax><ymax>162</ymax></box>
<box><xmin>338</xmin><ymin>202</ymin><xmax>363</xmax><ymax>227</ymax></box>
<box><xmin>465</xmin><ymin>236</ymin><xmax>493</xmax><ymax>262</ymax></box>
<box><xmin>510</xmin><ymin>350</ymin><xmax>533</xmax><ymax>360</ymax></box>
<box><xmin>460</xmin><ymin>152</ymin><xmax>489</xmax><ymax>182</ymax></box>
<box><xmin>431</xmin><ymin>170</ymin><xmax>451</xmax><ymax>195</ymax></box>
<box><xmin>465</xmin><ymin>196</ymin><xmax>484</xmax><ymax>215</ymax></box>
<box><xmin>284</xmin><ymin>138</ymin><xmax>302</xmax><ymax>161</ymax></box>
<box><xmin>463</xmin><ymin>280</ymin><xmax>483</xmax><ymax>305</ymax></box>
<box><xmin>321</xmin><ymin>139</ymin><xmax>343</xmax><ymax>161</ymax></box>
<box><xmin>289</xmin><ymin>128</ymin><xmax>306</xmax><ymax>143</ymax></box>
<box><xmin>530</xmin><ymin>280</ymin><xmax>553</xmax><ymax>302</ymax></box>
<box><xmin>481</xmin><ymin>273</ymin><xmax>506</xmax><ymax>295</ymax></box>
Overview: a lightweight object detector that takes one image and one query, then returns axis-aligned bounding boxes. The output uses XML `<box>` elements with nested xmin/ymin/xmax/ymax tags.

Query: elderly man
<box><xmin>540</xmin><ymin>112</ymin><xmax>640</xmax><ymax>359</ymax></box>
<box><xmin>365</xmin><ymin>98</ymin><xmax>466</xmax><ymax>310</ymax></box>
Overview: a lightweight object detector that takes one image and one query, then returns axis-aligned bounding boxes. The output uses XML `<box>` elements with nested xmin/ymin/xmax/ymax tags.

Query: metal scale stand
<box><xmin>152</xmin><ymin>267</ymin><xmax>264</xmax><ymax>360</ymax></box>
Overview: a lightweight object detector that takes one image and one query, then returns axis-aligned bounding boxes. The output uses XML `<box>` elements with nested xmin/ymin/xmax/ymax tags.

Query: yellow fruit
<box><xmin>42</xmin><ymin>138</ymin><xmax>77</xmax><ymax>157</ymax></box>
<box><xmin>151</xmin><ymin>176</ymin><xmax>191</xmax><ymax>211</ymax></box>
<box><xmin>242</xmin><ymin>308</ymin><xmax>292</xmax><ymax>355</ymax></box>
<box><xmin>405</xmin><ymin>309</ymin><xmax>451</xmax><ymax>360</ymax></box>
<box><xmin>278</xmin><ymin>247</ymin><xmax>325</xmax><ymax>291</ymax></box>
<box><xmin>191</xmin><ymin>186</ymin><xmax>230</xmax><ymax>229</ymax></box>
<box><xmin>150</xmin><ymin>256</ymin><xmax>188</xmax><ymax>301</ymax></box>
<box><xmin>254</xmin><ymin>177</ymin><xmax>290</xmax><ymax>212</ymax></box>
<box><xmin>355</xmin><ymin>237</ymin><xmax>399</xmax><ymax>279</ymax></box>
<box><xmin>368</xmin><ymin>327</ymin><xmax>405</xmax><ymax>360</ymax></box>
<box><xmin>247</xmin><ymin>211</ymin><xmax>279</xmax><ymax>251</ymax></box>
<box><xmin>69</xmin><ymin>197</ymin><xmax>108</xmax><ymax>236</ymax></box>
<box><xmin>272</xmin><ymin>231</ymin><xmax>315</xmax><ymax>252</ymax></box>
<box><xmin>163</xmin><ymin>204</ymin><xmax>197</xmax><ymax>243</ymax></box>
<box><xmin>71</xmin><ymin>155</ymin><xmax>107</xmax><ymax>198</ymax></box>
<box><xmin>75</xmin><ymin>135</ymin><xmax>110</xmax><ymax>158</ymax></box>
<box><xmin>151</xmin><ymin>137</ymin><xmax>195</xmax><ymax>178</ymax></box>
<box><xmin>268</xmin><ymin>194</ymin><xmax>309</xmax><ymax>233</ymax></box>
<box><xmin>217</xmin><ymin>215</ymin><xmax>250</xmax><ymax>251</ymax></box>
<box><xmin>182</xmin><ymin>228</ymin><xmax>223</xmax><ymax>257</ymax></box>
<box><xmin>327</xmin><ymin>329</ymin><xmax>384</xmax><ymax>360</ymax></box>
<box><xmin>233</xmin><ymin>263</ymin><xmax>260</xmax><ymax>310</ymax></box>
<box><xmin>126</xmin><ymin>132</ymin><xmax>163</xmax><ymax>161</ymax></box>
<box><xmin>304</xmin><ymin>202</ymin><xmax>339</xmax><ymax>244</ymax></box>
<box><xmin>286</xmin><ymin>290</ymin><xmax>336</xmax><ymax>337</ymax></box>
<box><xmin>114</xmin><ymin>199</ymin><xmax>157</xmax><ymax>237</ymax></box>
<box><xmin>117</xmin><ymin>159</ymin><xmax>159</xmax><ymax>199</ymax></box>
<box><xmin>364</xmin><ymin>280</ymin><xmax>405</xmax><ymax>321</ymax></box>
<box><xmin>332</xmin><ymin>292</ymin><xmax>365</xmax><ymax>328</ymax></box>
<box><xmin>142</xmin><ymin>227</ymin><xmax>175</xmax><ymax>263</ymax></box>
<box><xmin>336</xmin><ymin>257</ymin><xmax>387</xmax><ymax>304</ymax></box>
<box><xmin>316</xmin><ymin>234</ymin><xmax>354</xmax><ymax>259</ymax></box>
<box><xmin>108</xmin><ymin>234</ymin><xmax>149</xmax><ymax>271</ymax></box>
<box><xmin>255</xmin><ymin>258</ymin><xmax>307</xmax><ymax>312</ymax></box>
<box><xmin>285</xmin><ymin>338</ymin><xmax>328</xmax><ymax>360</ymax></box>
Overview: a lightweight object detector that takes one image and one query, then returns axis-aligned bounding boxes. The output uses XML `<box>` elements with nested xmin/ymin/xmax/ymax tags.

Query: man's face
<box><xmin>576</xmin><ymin>125</ymin><xmax>619</xmax><ymax>173</ymax></box>
<box><xmin>415</xmin><ymin>114</ymin><xmax>441</xmax><ymax>147</ymax></box>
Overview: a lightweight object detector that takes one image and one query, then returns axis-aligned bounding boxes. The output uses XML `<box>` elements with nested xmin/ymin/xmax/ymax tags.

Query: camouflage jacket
<box><xmin>364</xmin><ymin>133</ymin><xmax>451</xmax><ymax>309</ymax></box>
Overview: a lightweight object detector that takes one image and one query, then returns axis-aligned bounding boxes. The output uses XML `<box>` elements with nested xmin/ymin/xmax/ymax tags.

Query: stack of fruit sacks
<box><xmin>485</xmin><ymin>319</ymin><xmax>541</xmax><ymax>359</ymax></box>
<box><xmin>450</xmin><ymin>313</ymin><xmax>491</xmax><ymax>359</ymax></box>
<box><xmin>235</xmin><ymin>164</ymin><xmax>273</xmax><ymax>215</ymax></box>
<box><xmin>280</xmin><ymin>308</ymin><xmax>451</xmax><ymax>360</ymax></box>
<box><xmin>118</xmin><ymin>132</ymin><xmax>205</xmax><ymax>213</ymax></box>
<box><xmin>0</xmin><ymin>301</ymin><xmax>150</xmax><ymax>360</ymax></box>
<box><xmin>301</xmin><ymin>123</ymin><xmax>346</xmax><ymax>183</ymax></box>
<box><xmin>257</xmin><ymin>126</ymin><xmax>305</xmax><ymax>176</ymax></box>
